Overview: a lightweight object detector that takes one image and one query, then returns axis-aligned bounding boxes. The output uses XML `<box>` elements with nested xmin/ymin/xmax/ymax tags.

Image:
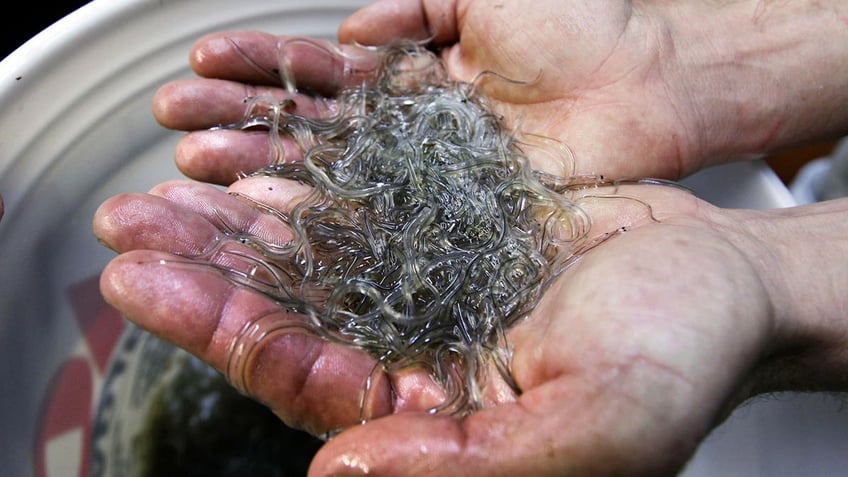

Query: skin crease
<box><xmin>95</xmin><ymin>0</ymin><xmax>848</xmax><ymax>476</ymax></box>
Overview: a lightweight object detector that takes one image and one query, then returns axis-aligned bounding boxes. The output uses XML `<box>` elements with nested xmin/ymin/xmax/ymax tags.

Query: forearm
<box><xmin>658</xmin><ymin>0</ymin><xmax>848</xmax><ymax>165</ymax></box>
<box><xmin>721</xmin><ymin>198</ymin><xmax>848</xmax><ymax>394</ymax></box>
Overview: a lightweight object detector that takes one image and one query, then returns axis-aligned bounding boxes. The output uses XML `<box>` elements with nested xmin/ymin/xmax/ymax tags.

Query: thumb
<box><xmin>338</xmin><ymin>0</ymin><xmax>460</xmax><ymax>46</ymax></box>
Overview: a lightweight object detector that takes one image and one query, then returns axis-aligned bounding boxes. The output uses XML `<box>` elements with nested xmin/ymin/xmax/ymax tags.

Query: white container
<box><xmin>1</xmin><ymin>1</ymin><xmax>844</xmax><ymax>476</ymax></box>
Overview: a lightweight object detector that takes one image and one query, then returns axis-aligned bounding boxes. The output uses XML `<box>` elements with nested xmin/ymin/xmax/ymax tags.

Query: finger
<box><xmin>174</xmin><ymin>129</ymin><xmax>303</xmax><ymax>185</ymax></box>
<box><xmin>338</xmin><ymin>0</ymin><xmax>460</xmax><ymax>46</ymax></box>
<box><xmin>94</xmin><ymin>177</ymin><xmax>311</xmax><ymax>259</ymax></box>
<box><xmin>152</xmin><ymin>78</ymin><xmax>324</xmax><ymax>131</ymax></box>
<box><xmin>223</xmin><ymin>175</ymin><xmax>311</xmax><ymax>209</ymax></box>
<box><xmin>146</xmin><ymin>179</ymin><xmax>306</xmax><ymax>242</ymax></box>
<box><xmin>190</xmin><ymin>31</ymin><xmax>380</xmax><ymax>96</ymax></box>
<box><xmin>189</xmin><ymin>31</ymin><xmax>284</xmax><ymax>86</ymax></box>
<box><xmin>93</xmin><ymin>180</ymin><xmax>297</xmax><ymax>255</ymax></box>
<box><xmin>148</xmin><ymin>177</ymin><xmax>310</xmax><ymax>245</ymax></box>
<box><xmin>92</xmin><ymin>188</ymin><xmax>221</xmax><ymax>255</ymax></box>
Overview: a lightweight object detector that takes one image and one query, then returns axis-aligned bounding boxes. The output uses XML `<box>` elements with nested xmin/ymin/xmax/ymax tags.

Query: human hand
<box><xmin>154</xmin><ymin>0</ymin><xmax>848</xmax><ymax>186</ymax></box>
<box><xmin>94</xmin><ymin>172</ymin><xmax>848</xmax><ymax>476</ymax></box>
<box><xmin>155</xmin><ymin>0</ymin><xmax>700</xmax><ymax>183</ymax></box>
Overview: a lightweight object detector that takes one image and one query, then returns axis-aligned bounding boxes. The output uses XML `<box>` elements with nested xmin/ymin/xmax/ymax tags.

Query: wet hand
<box><xmin>93</xmin><ymin>177</ymin><xmax>777</xmax><ymax>476</ymax></box>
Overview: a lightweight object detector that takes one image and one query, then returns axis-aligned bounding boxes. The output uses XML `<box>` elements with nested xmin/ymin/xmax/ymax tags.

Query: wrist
<box><xmin>656</xmin><ymin>0</ymin><xmax>848</xmax><ymax>167</ymax></box>
<box><xmin>716</xmin><ymin>199</ymin><xmax>848</xmax><ymax>394</ymax></box>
